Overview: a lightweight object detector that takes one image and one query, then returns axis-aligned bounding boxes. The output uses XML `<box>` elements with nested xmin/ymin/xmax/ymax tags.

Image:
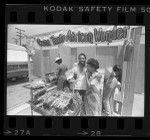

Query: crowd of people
<box><xmin>54</xmin><ymin>53</ymin><xmax>122</xmax><ymax>116</ymax></box>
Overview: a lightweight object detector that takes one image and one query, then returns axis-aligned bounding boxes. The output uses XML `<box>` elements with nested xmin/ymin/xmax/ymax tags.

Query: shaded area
<box><xmin>7</xmin><ymin>77</ymin><xmax>29</xmax><ymax>86</ymax></box>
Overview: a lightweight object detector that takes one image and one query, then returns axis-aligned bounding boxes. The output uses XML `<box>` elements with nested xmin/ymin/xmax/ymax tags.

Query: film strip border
<box><xmin>5</xmin><ymin>5</ymin><xmax>150</xmax><ymax>24</ymax></box>
<box><xmin>4</xmin><ymin>117</ymin><xmax>149</xmax><ymax>136</ymax></box>
<box><xmin>5</xmin><ymin>5</ymin><xmax>150</xmax><ymax>136</ymax></box>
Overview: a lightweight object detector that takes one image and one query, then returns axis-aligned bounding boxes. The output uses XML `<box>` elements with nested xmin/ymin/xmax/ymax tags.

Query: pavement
<box><xmin>7</xmin><ymin>73</ymin><xmax>39</xmax><ymax>111</ymax></box>
<box><xmin>132</xmin><ymin>93</ymin><xmax>144</xmax><ymax>116</ymax></box>
<box><xmin>7</xmin><ymin>77</ymin><xmax>42</xmax><ymax>116</ymax></box>
<box><xmin>7</xmin><ymin>80</ymin><xmax>31</xmax><ymax>110</ymax></box>
<box><xmin>7</xmin><ymin>102</ymin><xmax>42</xmax><ymax>116</ymax></box>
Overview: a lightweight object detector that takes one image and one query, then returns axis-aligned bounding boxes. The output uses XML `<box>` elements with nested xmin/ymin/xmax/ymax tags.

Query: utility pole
<box><xmin>15</xmin><ymin>27</ymin><xmax>26</xmax><ymax>46</ymax></box>
<box><xmin>12</xmin><ymin>37</ymin><xmax>19</xmax><ymax>45</ymax></box>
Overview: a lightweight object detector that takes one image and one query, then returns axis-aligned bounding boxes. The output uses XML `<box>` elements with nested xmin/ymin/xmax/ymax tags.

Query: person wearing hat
<box><xmin>102</xmin><ymin>65</ymin><xmax>122</xmax><ymax>116</ymax></box>
<box><xmin>55</xmin><ymin>57</ymin><xmax>68</xmax><ymax>90</ymax></box>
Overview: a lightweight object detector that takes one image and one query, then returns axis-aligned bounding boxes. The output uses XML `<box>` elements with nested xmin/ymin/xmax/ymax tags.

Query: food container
<box><xmin>31</xmin><ymin>88</ymin><xmax>82</xmax><ymax>116</ymax></box>
<box><xmin>32</xmin><ymin>102</ymin><xmax>83</xmax><ymax>116</ymax></box>
<box><xmin>30</xmin><ymin>79</ymin><xmax>46</xmax><ymax>89</ymax></box>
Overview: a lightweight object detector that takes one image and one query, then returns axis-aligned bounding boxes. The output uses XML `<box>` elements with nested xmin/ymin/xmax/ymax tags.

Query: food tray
<box><xmin>31</xmin><ymin>84</ymin><xmax>82</xmax><ymax>116</ymax></box>
<box><xmin>32</xmin><ymin>102</ymin><xmax>83</xmax><ymax>116</ymax></box>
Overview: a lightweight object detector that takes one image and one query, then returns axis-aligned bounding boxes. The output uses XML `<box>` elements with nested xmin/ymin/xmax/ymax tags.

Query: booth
<box><xmin>24</xmin><ymin>25</ymin><xmax>145</xmax><ymax>116</ymax></box>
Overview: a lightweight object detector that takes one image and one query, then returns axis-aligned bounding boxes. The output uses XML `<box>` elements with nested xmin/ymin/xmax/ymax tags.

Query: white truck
<box><xmin>7</xmin><ymin>43</ymin><xmax>32</xmax><ymax>80</ymax></box>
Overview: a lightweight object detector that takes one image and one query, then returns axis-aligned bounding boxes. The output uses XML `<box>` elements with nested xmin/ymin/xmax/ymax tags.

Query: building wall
<box><xmin>32</xmin><ymin>48</ymin><xmax>59</xmax><ymax>76</ymax></box>
<box><xmin>69</xmin><ymin>45</ymin><xmax>119</xmax><ymax>70</ymax></box>
<box><xmin>96</xmin><ymin>46</ymin><xmax>118</xmax><ymax>69</ymax></box>
<box><xmin>60</xmin><ymin>42</ymin><xmax>125</xmax><ymax>71</ymax></box>
<box><xmin>134</xmin><ymin>27</ymin><xmax>145</xmax><ymax>94</ymax></box>
<box><xmin>77</xmin><ymin>46</ymin><xmax>97</xmax><ymax>62</ymax></box>
<box><xmin>59</xmin><ymin>45</ymin><xmax>71</xmax><ymax>69</ymax></box>
<box><xmin>134</xmin><ymin>44</ymin><xmax>145</xmax><ymax>94</ymax></box>
<box><xmin>43</xmin><ymin>50</ymin><xmax>50</xmax><ymax>74</ymax></box>
<box><xmin>117</xmin><ymin>45</ymin><xmax>125</xmax><ymax>67</ymax></box>
<box><xmin>64</xmin><ymin>45</ymin><xmax>121</xmax><ymax>70</ymax></box>
<box><xmin>49</xmin><ymin>48</ymin><xmax>59</xmax><ymax>73</ymax></box>
<box><xmin>32</xmin><ymin>49</ymin><xmax>42</xmax><ymax>77</ymax></box>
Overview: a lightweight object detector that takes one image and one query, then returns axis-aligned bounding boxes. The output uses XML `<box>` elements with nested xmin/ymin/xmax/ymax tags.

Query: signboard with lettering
<box><xmin>26</xmin><ymin>26</ymin><xmax>130</xmax><ymax>50</ymax></box>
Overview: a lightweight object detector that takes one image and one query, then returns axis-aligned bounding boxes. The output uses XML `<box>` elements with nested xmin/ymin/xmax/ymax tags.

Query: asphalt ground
<box><xmin>7</xmin><ymin>77</ymin><xmax>31</xmax><ymax>110</ymax></box>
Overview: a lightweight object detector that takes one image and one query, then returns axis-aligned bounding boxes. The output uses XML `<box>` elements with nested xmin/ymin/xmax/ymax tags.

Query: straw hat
<box><xmin>55</xmin><ymin>57</ymin><xmax>62</xmax><ymax>63</ymax></box>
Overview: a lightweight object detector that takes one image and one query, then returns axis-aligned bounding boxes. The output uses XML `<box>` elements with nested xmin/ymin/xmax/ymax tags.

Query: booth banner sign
<box><xmin>35</xmin><ymin>26</ymin><xmax>130</xmax><ymax>48</ymax></box>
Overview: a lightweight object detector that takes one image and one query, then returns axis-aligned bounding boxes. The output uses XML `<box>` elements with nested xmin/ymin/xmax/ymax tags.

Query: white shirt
<box><xmin>72</xmin><ymin>63</ymin><xmax>87</xmax><ymax>90</ymax></box>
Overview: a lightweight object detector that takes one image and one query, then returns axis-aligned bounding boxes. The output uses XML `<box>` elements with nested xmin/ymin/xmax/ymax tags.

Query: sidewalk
<box><xmin>132</xmin><ymin>93</ymin><xmax>144</xmax><ymax>116</ymax></box>
<box><xmin>7</xmin><ymin>103</ymin><xmax>42</xmax><ymax>116</ymax></box>
<box><xmin>7</xmin><ymin>73</ymin><xmax>40</xmax><ymax>110</ymax></box>
<box><xmin>7</xmin><ymin>82</ymin><xmax>31</xmax><ymax>110</ymax></box>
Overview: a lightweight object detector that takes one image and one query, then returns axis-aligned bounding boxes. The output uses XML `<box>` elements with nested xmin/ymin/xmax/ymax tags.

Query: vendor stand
<box><xmin>25</xmin><ymin>26</ymin><xmax>122</xmax><ymax>116</ymax></box>
<box><xmin>30</xmin><ymin>84</ymin><xmax>83</xmax><ymax>116</ymax></box>
<box><xmin>24</xmin><ymin>25</ymin><xmax>144</xmax><ymax>116</ymax></box>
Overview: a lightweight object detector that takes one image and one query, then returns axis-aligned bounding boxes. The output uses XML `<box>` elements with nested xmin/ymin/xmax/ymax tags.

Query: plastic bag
<box><xmin>113</xmin><ymin>87</ymin><xmax>123</xmax><ymax>102</ymax></box>
<box><xmin>65</xmin><ymin>69</ymin><xmax>74</xmax><ymax>80</ymax></box>
<box><xmin>31</xmin><ymin>79</ymin><xmax>45</xmax><ymax>89</ymax></box>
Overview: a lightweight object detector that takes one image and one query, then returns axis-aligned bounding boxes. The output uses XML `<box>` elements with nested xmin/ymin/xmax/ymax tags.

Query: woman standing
<box><xmin>82</xmin><ymin>58</ymin><xmax>102</xmax><ymax>116</ymax></box>
<box><xmin>102</xmin><ymin>65</ymin><xmax>122</xmax><ymax>116</ymax></box>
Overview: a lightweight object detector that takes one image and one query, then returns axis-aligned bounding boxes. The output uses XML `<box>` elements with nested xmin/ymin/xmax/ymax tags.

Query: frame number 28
<box><xmin>91</xmin><ymin>131</ymin><xmax>101</xmax><ymax>136</ymax></box>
